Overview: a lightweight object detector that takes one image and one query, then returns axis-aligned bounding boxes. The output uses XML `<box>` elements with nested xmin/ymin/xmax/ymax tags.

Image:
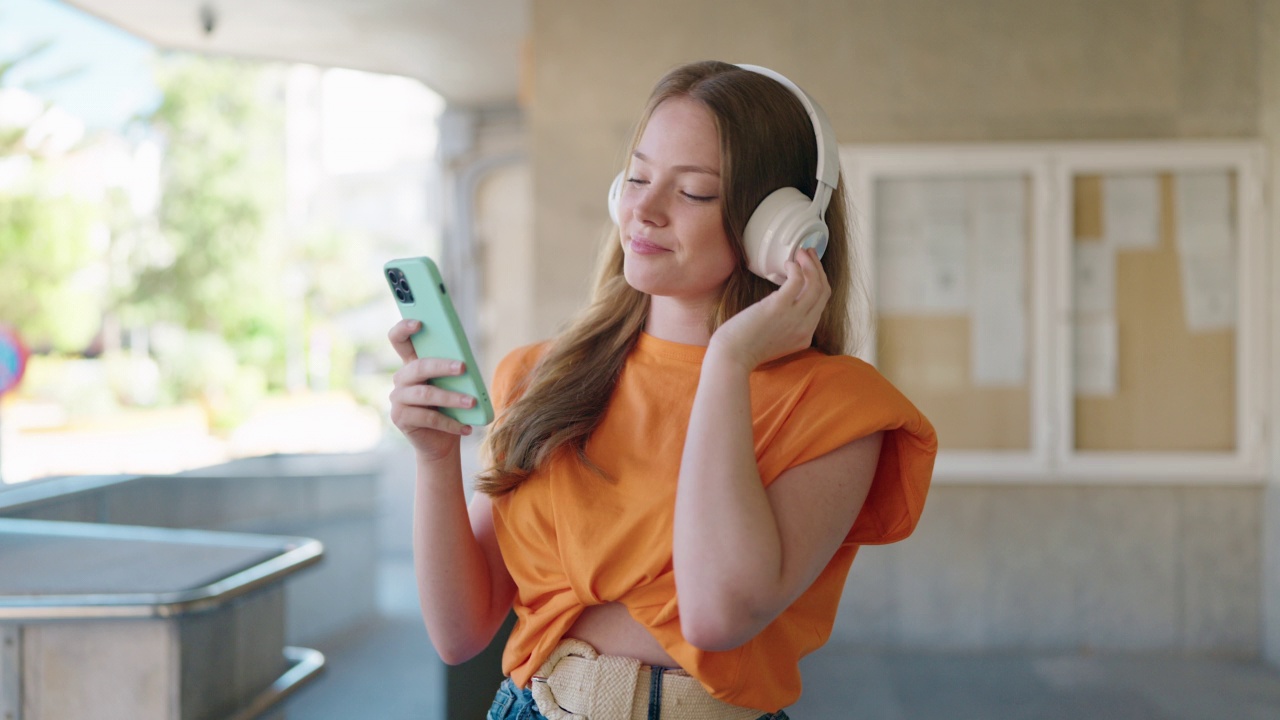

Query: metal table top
<box><xmin>0</xmin><ymin>518</ymin><xmax>323</xmax><ymax>620</ymax></box>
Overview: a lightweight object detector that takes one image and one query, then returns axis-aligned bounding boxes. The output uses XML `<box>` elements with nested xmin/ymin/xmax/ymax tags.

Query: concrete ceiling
<box><xmin>64</xmin><ymin>0</ymin><xmax>528</xmax><ymax>108</ymax></box>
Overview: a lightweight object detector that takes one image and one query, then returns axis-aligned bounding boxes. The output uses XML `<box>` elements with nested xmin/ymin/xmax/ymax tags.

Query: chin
<box><xmin>622</xmin><ymin>258</ymin><xmax>730</xmax><ymax>301</ymax></box>
<box><xmin>622</xmin><ymin>263</ymin><xmax>667</xmax><ymax>296</ymax></box>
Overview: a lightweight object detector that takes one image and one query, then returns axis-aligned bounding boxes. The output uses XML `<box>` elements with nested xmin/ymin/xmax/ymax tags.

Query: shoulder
<box><xmin>491</xmin><ymin>341</ymin><xmax>551</xmax><ymax>411</ymax></box>
<box><xmin>493</xmin><ymin>342</ymin><xmax>549</xmax><ymax>381</ymax></box>
<box><xmin>762</xmin><ymin>351</ymin><xmax>904</xmax><ymax>407</ymax></box>
<box><xmin>753</xmin><ymin>351</ymin><xmax>937</xmax><ymax>479</ymax></box>
<box><xmin>758</xmin><ymin>352</ymin><xmax>938</xmax><ymax>545</ymax></box>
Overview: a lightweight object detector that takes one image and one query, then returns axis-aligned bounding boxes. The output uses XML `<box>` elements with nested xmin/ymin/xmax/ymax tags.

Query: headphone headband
<box><xmin>734</xmin><ymin>64</ymin><xmax>838</xmax><ymax>215</ymax></box>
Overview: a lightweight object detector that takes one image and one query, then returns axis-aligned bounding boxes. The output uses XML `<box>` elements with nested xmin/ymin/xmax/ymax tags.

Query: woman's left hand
<box><xmin>708</xmin><ymin>247</ymin><xmax>831</xmax><ymax>371</ymax></box>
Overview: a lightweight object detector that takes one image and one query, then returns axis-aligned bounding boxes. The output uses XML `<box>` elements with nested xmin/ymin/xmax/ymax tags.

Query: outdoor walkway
<box><xmin>281</xmin><ymin>441</ymin><xmax>1280</xmax><ymax>720</ymax></box>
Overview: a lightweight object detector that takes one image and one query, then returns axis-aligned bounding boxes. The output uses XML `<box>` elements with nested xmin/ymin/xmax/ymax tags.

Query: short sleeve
<box><xmin>490</xmin><ymin>342</ymin><xmax>549</xmax><ymax>415</ymax></box>
<box><xmin>755</xmin><ymin>356</ymin><xmax>937</xmax><ymax>546</ymax></box>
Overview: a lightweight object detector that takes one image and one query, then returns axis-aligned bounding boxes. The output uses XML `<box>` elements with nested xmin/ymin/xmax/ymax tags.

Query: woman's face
<box><xmin>617</xmin><ymin>96</ymin><xmax>737</xmax><ymax>305</ymax></box>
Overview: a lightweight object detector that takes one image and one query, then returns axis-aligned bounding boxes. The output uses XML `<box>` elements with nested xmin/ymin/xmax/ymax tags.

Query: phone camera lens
<box><xmin>388</xmin><ymin>268</ymin><xmax>414</xmax><ymax>302</ymax></box>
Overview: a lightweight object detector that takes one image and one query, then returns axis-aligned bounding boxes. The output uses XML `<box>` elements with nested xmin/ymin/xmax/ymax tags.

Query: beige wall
<box><xmin>530</xmin><ymin>0</ymin><xmax>1261</xmax><ymax>338</ymax></box>
<box><xmin>839</xmin><ymin>484</ymin><xmax>1261</xmax><ymax>653</ymax></box>
<box><xmin>1261</xmin><ymin>0</ymin><xmax>1280</xmax><ymax>666</ymax></box>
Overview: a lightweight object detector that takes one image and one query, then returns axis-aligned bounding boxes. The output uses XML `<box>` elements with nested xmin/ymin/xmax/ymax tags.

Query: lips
<box><xmin>629</xmin><ymin>237</ymin><xmax>671</xmax><ymax>255</ymax></box>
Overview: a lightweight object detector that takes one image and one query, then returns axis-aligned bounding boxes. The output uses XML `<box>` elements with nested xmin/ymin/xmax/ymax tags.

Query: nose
<box><xmin>628</xmin><ymin>184</ymin><xmax>666</xmax><ymax>226</ymax></box>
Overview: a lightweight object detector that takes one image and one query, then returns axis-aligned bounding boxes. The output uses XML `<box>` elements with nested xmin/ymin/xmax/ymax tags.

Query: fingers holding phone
<box><xmin>384</xmin><ymin>256</ymin><xmax>495</xmax><ymax>459</ymax></box>
<box><xmin>384</xmin><ymin>257</ymin><xmax>494</xmax><ymax>427</ymax></box>
<box><xmin>389</xmin><ymin>353</ymin><xmax>476</xmax><ymax>458</ymax></box>
<box><xmin>388</xmin><ymin>318</ymin><xmax>424</xmax><ymax>364</ymax></box>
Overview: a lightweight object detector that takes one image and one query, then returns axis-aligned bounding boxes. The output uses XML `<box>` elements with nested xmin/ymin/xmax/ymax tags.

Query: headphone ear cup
<box><xmin>608</xmin><ymin>171</ymin><xmax>625</xmax><ymax>225</ymax></box>
<box><xmin>742</xmin><ymin>188</ymin><xmax>829</xmax><ymax>284</ymax></box>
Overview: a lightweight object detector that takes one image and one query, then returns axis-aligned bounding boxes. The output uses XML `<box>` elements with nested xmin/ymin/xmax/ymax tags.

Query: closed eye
<box><xmin>681</xmin><ymin>192</ymin><xmax>717</xmax><ymax>202</ymax></box>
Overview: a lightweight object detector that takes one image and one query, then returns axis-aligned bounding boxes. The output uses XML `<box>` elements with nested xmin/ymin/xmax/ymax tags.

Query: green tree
<box><xmin>0</xmin><ymin>193</ymin><xmax>101</xmax><ymax>351</ymax></box>
<box><xmin>126</xmin><ymin>53</ymin><xmax>289</xmax><ymax>385</ymax></box>
<box><xmin>0</xmin><ymin>42</ymin><xmax>103</xmax><ymax>352</ymax></box>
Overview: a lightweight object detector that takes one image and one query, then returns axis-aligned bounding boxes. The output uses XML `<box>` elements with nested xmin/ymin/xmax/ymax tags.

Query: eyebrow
<box><xmin>632</xmin><ymin>151</ymin><xmax>720</xmax><ymax>176</ymax></box>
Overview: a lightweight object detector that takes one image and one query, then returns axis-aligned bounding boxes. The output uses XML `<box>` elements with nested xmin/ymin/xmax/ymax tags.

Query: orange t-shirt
<box><xmin>489</xmin><ymin>332</ymin><xmax>936</xmax><ymax>711</ymax></box>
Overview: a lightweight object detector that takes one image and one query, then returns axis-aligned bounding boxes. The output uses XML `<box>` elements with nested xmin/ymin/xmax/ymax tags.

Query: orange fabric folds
<box><xmin>488</xmin><ymin>333</ymin><xmax>936</xmax><ymax>711</ymax></box>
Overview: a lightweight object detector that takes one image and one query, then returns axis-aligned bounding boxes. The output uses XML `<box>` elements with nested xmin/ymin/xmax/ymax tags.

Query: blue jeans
<box><xmin>486</xmin><ymin>677</ymin><xmax>791</xmax><ymax>720</ymax></box>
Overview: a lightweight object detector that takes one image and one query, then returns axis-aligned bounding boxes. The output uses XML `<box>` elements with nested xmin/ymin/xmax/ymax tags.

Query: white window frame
<box><xmin>842</xmin><ymin>145</ymin><xmax>1053</xmax><ymax>479</ymax></box>
<box><xmin>841</xmin><ymin>141</ymin><xmax>1267</xmax><ymax>484</ymax></box>
<box><xmin>1050</xmin><ymin>142</ymin><xmax>1267</xmax><ymax>481</ymax></box>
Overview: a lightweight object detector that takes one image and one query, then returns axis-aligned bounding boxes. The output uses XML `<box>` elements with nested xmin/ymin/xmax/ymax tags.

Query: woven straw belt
<box><xmin>529</xmin><ymin>639</ymin><xmax>762</xmax><ymax>720</ymax></box>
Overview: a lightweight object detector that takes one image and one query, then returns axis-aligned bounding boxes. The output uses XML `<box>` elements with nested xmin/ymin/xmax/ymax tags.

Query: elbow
<box><xmin>432</xmin><ymin>638</ymin><xmax>486</xmax><ymax>666</ymax></box>
<box><xmin>435</xmin><ymin>648</ymin><xmax>472</xmax><ymax>666</ymax></box>
<box><xmin>683</xmin><ymin>622</ymin><xmax>750</xmax><ymax>653</ymax></box>
<box><xmin>680</xmin><ymin>597</ymin><xmax>766</xmax><ymax>652</ymax></box>
<box><xmin>425</xmin><ymin>621</ymin><xmax>494</xmax><ymax>666</ymax></box>
<box><xmin>422</xmin><ymin>602</ymin><xmax>510</xmax><ymax>665</ymax></box>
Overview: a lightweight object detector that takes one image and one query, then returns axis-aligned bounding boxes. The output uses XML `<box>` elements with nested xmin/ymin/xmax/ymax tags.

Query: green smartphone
<box><xmin>384</xmin><ymin>256</ymin><xmax>494</xmax><ymax>426</ymax></box>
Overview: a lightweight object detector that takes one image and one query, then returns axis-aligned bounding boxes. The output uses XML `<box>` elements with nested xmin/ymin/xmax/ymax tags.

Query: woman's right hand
<box><xmin>387</xmin><ymin>319</ymin><xmax>479</xmax><ymax>460</ymax></box>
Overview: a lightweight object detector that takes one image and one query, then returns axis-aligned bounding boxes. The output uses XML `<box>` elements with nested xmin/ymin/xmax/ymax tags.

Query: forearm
<box><xmin>412</xmin><ymin>447</ymin><xmax>505</xmax><ymax>663</ymax></box>
<box><xmin>673</xmin><ymin>347</ymin><xmax>785</xmax><ymax>649</ymax></box>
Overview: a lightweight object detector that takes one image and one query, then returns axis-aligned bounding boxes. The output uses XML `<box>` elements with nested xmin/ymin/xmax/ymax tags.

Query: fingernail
<box><xmin>465</xmin><ymin>397</ymin><xmax>476</xmax><ymax>407</ymax></box>
<box><xmin>452</xmin><ymin>361</ymin><xmax>463</xmax><ymax>372</ymax></box>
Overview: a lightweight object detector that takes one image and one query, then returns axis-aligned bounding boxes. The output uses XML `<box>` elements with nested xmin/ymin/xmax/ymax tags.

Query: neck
<box><xmin>644</xmin><ymin>295</ymin><xmax>714</xmax><ymax>346</ymax></box>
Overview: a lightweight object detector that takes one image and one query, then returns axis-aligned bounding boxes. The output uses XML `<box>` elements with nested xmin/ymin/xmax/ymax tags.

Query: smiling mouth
<box><xmin>629</xmin><ymin>238</ymin><xmax>671</xmax><ymax>254</ymax></box>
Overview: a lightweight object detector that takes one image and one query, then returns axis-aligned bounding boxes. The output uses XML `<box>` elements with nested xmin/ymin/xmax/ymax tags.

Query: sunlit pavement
<box><xmin>0</xmin><ymin>392</ymin><xmax>384</xmax><ymax>484</ymax></box>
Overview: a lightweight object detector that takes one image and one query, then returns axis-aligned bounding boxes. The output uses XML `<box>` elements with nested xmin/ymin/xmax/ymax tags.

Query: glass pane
<box><xmin>1071</xmin><ymin>172</ymin><xmax>1237</xmax><ymax>452</ymax></box>
<box><xmin>873</xmin><ymin>174</ymin><xmax>1032</xmax><ymax>451</ymax></box>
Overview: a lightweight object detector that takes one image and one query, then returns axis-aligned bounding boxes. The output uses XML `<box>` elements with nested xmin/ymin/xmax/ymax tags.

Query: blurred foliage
<box><xmin>3</xmin><ymin>45</ymin><xmax>387</xmax><ymax>432</ymax></box>
<box><xmin>0</xmin><ymin>39</ymin><xmax>83</xmax><ymax>95</ymax></box>
<box><xmin>124</xmin><ymin>54</ymin><xmax>290</xmax><ymax>395</ymax></box>
<box><xmin>0</xmin><ymin>193</ymin><xmax>103</xmax><ymax>351</ymax></box>
<box><xmin>0</xmin><ymin>41</ymin><xmax>105</xmax><ymax>352</ymax></box>
<box><xmin>18</xmin><ymin>355</ymin><xmax>121</xmax><ymax>420</ymax></box>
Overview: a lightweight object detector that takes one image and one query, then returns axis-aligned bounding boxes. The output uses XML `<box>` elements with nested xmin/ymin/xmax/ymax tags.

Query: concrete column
<box><xmin>1262</xmin><ymin>0</ymin><xmax>1280</xmax><ymax>670</ymax></box>
<box><xmin>436</xmin><ymin>106</ymin><xmax>529</xmax><ymax>374</ymax></box>
<box><xmin>1</xmin><ymin>625</ymin><xmax>18</xmax><ymax>720</ymax></box>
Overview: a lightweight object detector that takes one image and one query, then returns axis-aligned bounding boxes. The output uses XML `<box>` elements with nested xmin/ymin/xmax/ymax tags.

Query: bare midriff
<box><xmin>565</xmin><ymin>602</ymin><xmax>681</xmax><ymax>668</ymax></box>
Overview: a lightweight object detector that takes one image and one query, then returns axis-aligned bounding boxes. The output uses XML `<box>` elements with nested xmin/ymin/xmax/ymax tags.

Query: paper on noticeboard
<box><xmin>1073</xmin><ymin>240</ymin><xmax>1115</xmax><ymax>315</ymax></box>
<box><xmin>1103</xmin><ymin>175</ymin><xmax>1160</xmax><ymax>250</ymax></box>
<box><xmin>876</xmin><ymin>178</ymin><xmax>970</xmax><ymax>315</ymax></box>
<box><xmin>970</xmin><ymin>177</ymin><xmax>1027</xmax><ymax>387</ymax></box>
<box><xmin>874</xmin><ymin>178</ymin><xmax>921</xmax><ymax>315</ymax></box>
<box><xmin>1074</xmin><ymin>314</ymin><xmax>1117</xmax><ymax>397</ymax></box>
<box><xmin>972</xmin><ymin>280</ymin><xmax>1026</xmax><ymax>387</ymax></box>
<box><xmin>1175</xmin><ymin>171</ymin><xmax>1236</xmax><ymax>332</ymax></box>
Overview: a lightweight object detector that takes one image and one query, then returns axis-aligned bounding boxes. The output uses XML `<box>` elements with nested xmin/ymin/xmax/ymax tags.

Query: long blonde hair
<box><xmin>476</xmin><ymin>60</ymin><xmax>859</xmax><ymax>496</ymax></box>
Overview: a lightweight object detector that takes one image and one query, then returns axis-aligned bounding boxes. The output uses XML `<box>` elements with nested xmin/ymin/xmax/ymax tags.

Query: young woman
<box><xmin>388</xmin><ymin>60</ymin><xmax>936</xmax><ymax>720</ymax></box>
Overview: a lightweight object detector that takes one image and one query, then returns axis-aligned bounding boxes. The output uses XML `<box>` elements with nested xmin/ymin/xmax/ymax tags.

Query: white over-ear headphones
<box><xmin>608</xmin><ymin>63</ymin><xmax>839</xmax><ymax>285</ymax></box>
